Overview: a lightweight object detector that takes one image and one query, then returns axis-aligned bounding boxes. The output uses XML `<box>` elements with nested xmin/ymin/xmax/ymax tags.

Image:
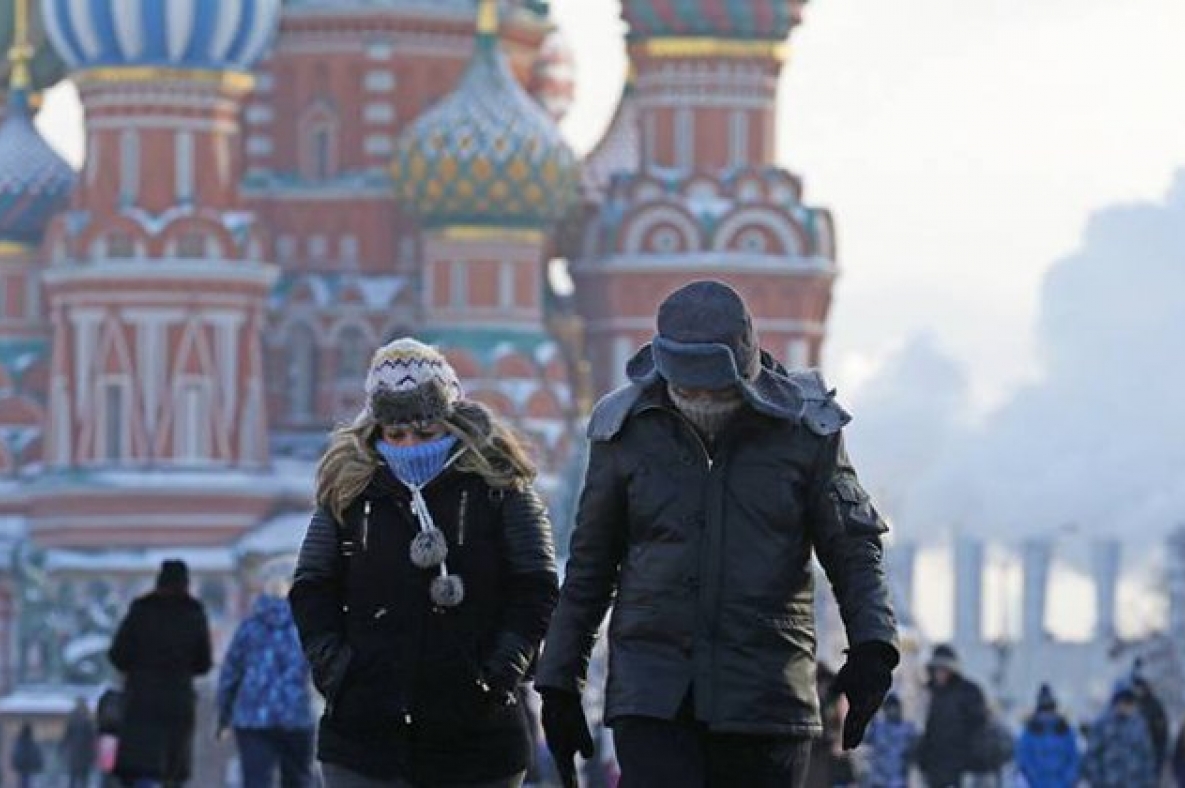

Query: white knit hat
<box><xmin>365</xmin><ymin>338</ymin><xmax>463</xmax><ymax>426</ymax></box>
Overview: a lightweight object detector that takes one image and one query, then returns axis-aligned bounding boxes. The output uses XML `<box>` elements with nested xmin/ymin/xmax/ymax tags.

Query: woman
<box><xmin>290</xmin><ymin>338</ymin><xmax>559</xmax><ymax>787</ymax></box>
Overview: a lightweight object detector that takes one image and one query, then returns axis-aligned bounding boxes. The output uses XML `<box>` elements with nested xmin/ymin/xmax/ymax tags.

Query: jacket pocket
<box><xmin>756</xmin><ymin>609</ymin><xmax>816</xmax><ymax>655</ymax></box>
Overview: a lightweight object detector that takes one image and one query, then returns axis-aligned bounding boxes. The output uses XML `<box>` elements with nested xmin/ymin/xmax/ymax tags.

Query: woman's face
<box><xmin>380</xmin><ymin>422</ymin><xmax>447</xmax><ymax>448</ymax></box>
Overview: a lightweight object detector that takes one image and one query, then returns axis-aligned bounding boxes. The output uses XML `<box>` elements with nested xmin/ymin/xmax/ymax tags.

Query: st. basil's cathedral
<box><xmin>0</xmin><ymin>0</ymin><xmax>834</xmax><ymax>767</ymax></box>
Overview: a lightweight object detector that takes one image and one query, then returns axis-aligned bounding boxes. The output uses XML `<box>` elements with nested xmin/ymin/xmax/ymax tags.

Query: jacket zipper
<box><xmin>457</xmin><ymin>489</ymin><xmax>469</xmax><ymax>546</ymax></box>
<box><xmin>361</xmin><ymin>500</ymin><xmax>371</xmax><ymax>552</ymax></box>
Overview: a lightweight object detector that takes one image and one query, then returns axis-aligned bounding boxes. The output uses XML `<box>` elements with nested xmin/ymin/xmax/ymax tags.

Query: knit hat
<box><xmin>365</xmin><ymin>338</ymin><xmax>463</xmax><ymax>426</ymax></box>
<box><xmin>156</xmin><ymin>559</ymin><xmax>190</xmax><ymax>591</ymax></box>
<box><xmin>652</xmin><ymin>280</ymin><xmax>759</xmax><ymax>391</ymax></box>
<box><xmin>927</xmin><ymin>643</ymin><xmax>961</xmax><ymax>674</ymax></box>
<box><xmin>1036</xmin><ymin>683</ymin><xmax>1057</xmax><ymax>711</ymax></box>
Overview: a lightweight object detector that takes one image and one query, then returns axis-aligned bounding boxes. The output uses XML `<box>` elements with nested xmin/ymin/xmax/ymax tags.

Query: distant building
<box><xmin>0</xmin><ymin>0</ymin><xmax>840</xmax><ymax>777</ymax></box>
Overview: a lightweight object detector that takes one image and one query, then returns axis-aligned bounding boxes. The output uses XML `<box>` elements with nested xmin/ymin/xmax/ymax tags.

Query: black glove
<box><xmin>540</xmin><ymin>688</ymin><xmax>594</xmax><ymax>788</ymax></box>
<box><xmin>832</xmin><ymin>640</ymin><xmax>899</xmax><ymax>750</ymax></box>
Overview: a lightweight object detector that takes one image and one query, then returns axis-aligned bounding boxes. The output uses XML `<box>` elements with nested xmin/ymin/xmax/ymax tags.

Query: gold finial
<box><xmin>8</xmin><ymin>0</ymin><xmax>33</xmax><ymax>90</ymax></box>
<box><xmin>477</xmin><ymin>0</ymin><xmax>499</xmax><ymax>37</ymax></box>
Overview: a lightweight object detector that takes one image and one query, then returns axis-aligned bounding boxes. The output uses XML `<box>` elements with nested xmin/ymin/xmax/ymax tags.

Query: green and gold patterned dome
<box><xmin>392</xmin><ymin>0</ymin><xmax>579</xmax><ymax>230</ymax></box>
<box><xmin>0</xmin><ymin>0</ymin><xmax>65</xmax><ymax>101</ymax></box>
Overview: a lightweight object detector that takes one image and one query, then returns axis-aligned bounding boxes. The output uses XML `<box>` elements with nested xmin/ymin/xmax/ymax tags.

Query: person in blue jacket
<box><xmin>218</xmin><ymin>557</ymin><xmax>315</xmax><ymax>788</ymax></box>
<box><xmin>1016</xmin><ymin>684</ymin><xmax>1079</xmax><ymax>788</ymax></box>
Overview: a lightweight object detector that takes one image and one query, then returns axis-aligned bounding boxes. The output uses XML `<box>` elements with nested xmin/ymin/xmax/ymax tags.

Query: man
<box><xmin>1082</xmin><ymin>682</ymin><xmax>1157</xmax><ymax>788</ymax></box>
<box><xmin>536</xmin><ymin>280</ymin><xmax>899</xmax><ymax>788</ymax></box>
<box><xmin>1130</xmin><ymin>659</ymin><xmax>1169</xmax><ymax>773</ymax></box>
<box><xmin>916</xmin><ymin>644</ymin><xmax>989</xmax><ymax>788</ymax></box>
<box><xmin>109</xmin><ymin>559</ymin><xmax>213</xmax><ymax>788</ymax></box>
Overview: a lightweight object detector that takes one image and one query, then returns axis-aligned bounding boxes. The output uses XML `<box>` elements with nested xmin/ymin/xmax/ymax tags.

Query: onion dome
<box><xmin>529</xmin><ymin>26</ymin><xmax>575</xmax><ymax>122</ymax></box>
<box><xmin>41</xmin><ymin>0</ymin><xmax>281</xmax><ymax>73</ymax></box>
<box><xmin>0</xmin><ymin>3</ymin><xmax>74</xmax><ymax>244</ymax></box>
<box><xmin>0</xmin><ymin>0</ymin><xmax>63</xmax><ymax>96</ymax></box>
<box><xmin>0</xmin><ymin>84</ymin><xmax>74</xmax><ymax>243</ymax></box>
<box><xmin>392</xmin><ymin>0</ymin><xmax>579</xmax><ymax>229</ymax></box>
<box><xmin>621</xmin><ymin>0</ymin><xmax>805</xmax><ymax>41</ymax></box>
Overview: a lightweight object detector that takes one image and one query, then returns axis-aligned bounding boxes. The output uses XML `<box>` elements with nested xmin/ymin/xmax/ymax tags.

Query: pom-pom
<box><xmin>430</xmin><ymin>574</ymin><xmax>465</xmax><ymax>608</ymax></box>
<box><xmin>410</xmin><ymin>528</ymin><xmax>449</xmax><ymax>568</ymax></box>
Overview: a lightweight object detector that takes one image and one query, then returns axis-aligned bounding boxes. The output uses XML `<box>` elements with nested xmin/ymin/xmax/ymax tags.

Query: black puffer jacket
<box><xmin>917</xmin><ymin>674</ymin><xmax>988</xmax><ymax>786</ymax></box>
<box><xmin>290</xmin><ymin>464</ymin><xmax>559</xmax><ymax>784</ymax></box>
<box><xmin>536</xmin><ymin>348</ymin><xmax>898</xmax><ymax>736</ymax></box>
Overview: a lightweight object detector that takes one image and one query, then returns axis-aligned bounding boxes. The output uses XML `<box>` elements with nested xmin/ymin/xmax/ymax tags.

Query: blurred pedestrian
<box><xmin>60</xmin><ymin>697</ymin><xmax>97</xmax><ymax>788</ymax></box>
<box><xmin>11</xmin><ymin>722</ymin><xmax>43</xmax><ymax>788</ymax></box>
<box><xmin>1015</xmin><ymin>684</ymin><xmax>1078</xmax><ymax>788</ymax></box>
<box><xmin>536</xmin><ymin>280</ymin><xmax>899</xmax><ymax>788</ymax></box>
<box><xmin>1170</xmin><ymin>721</ymin><xmax>1185</xmax><ymax>788</ymax></box>
<box><xmin>1082</xmin><ymin>682</ymin><xmax>1156</xmax><ymax>788</ymax></box>
<box><xmin>1130</xmin><ymin>659</ymin><xmax>1169</xmax><ymax>773</ymax></box>
<box><xmin>861</xmin><ymin>693</ymin><xmax>918</xmax><ymax>788</ymax></box>
<box><xmin>109</xmin><ymin>559</ymin><xmax>213</xmax><ymax>787</ymax></box>
<box><xmin>290</xmin><ymin>337</ymin><xmax>559</xmax><ymax>787</ymax></box>
<box><xmin>915</xmin><ymin>644</ymin><xmax>988</xmax><ymax>788</ymax></box>
<box><xmin>217</xmin><ymin>557</ymin><xmax>315</xmax><ymax>788</ymax></box>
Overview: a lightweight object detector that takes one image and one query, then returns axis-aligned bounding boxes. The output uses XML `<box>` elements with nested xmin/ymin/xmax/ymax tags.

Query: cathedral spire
<box><xmin>477</xmin><ymin>0</ymin><xmax>499</xmax><ymax>40</ymax></box>
<box><xmin>8</xmin><ymin>0</ymin><xmax>32</xmax><ymax>94</ymax></box>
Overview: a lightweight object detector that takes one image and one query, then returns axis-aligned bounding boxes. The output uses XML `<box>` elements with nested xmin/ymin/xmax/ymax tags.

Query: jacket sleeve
<box><xmin>534</xmin><ymin>440</ymin><xmax>629</xmax><ymax>694</ymax></box>
<box><xmin>805</xmin><ymin>431</ymin><xmax>899</xmax><ymax>651</ymax></box>
<box><xmin>288</xmin><ymin>506</ymin><xmax>353</xmax><ymax>704</ymax></box>
<box><xmin>481</xmin><ymin>484</ymin><xmax>560</xmax><ymax>692</ymax></box>
<box><xmin>192</xmin><ymin>603</ymin><xmax>213</xmax><ymax>676</ymax></box>
<box><xmin>216</xmin><ymin>624</ymin><xmax>247</xmax><ymax>727</ymax></box>
<box><xmin>108</xmin><ymin>601</ymin><xmax>139</xmax><ymax>673</ymax></box>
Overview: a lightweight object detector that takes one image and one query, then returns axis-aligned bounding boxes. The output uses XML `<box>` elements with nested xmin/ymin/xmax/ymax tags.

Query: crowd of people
<box><xmin>850</xmin><ymin>644</ymin><xmax>1181</xmax><ymax>788</ymax></box>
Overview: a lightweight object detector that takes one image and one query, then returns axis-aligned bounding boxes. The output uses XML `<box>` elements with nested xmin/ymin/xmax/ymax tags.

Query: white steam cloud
<box><xmin>847</xmin><ymin>171</ymin><xmax>1185</xmax><ymax>547</ymax></box>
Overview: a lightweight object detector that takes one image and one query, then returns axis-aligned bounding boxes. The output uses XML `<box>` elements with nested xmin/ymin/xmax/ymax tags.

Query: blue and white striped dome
<box><xmin>40</xmin><ymin>0</ymin><xmax>280</xmax><ymax>73</ymax></box>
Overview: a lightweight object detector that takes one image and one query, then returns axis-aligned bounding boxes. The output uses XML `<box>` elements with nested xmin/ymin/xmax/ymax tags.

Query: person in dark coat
<box><xmin>290</xmin><ymin>338</ymin><xmax>560</xmax><ymax>787</ymax></box>
<box><xmin>1170</xmin><ymin>720</ymin><xmax>1185</xmax><ymax>788</ymax></box>
<box><xmin>915</xmin><ymin>644</ymin><xmax>988</xmax><ymax>788</ymax></box>
<box><xmin>1130</xmin><ymin>659</ymin><xmax>1170</xmax><ymax>774</ymax></box>
<box><xmin>535</xmin><ymin>281</ymin><xmax>900</xmax><ymax>788</ymax></box>
<box><xmin>11</xmin><ymin>723</ymin><xmax>43</xmax><ymax>788</ymax></box>
<box><xmin>60</xmin><ymin>697</ymin><xmax>97</xmax><ymax>788</ymax></box>
<box><xmin>217</xmin><ymin>558</ymin><xmax>314</xmax><ymax>788</ymax></box>
<box><xmin>108</xmin><ymin>559</ymin><xmax>213</xmax><ymax>787</ymax></box>
<box><xmin>1015</xmin><ymin>684</ymin><xmax>1079</xmax><ymax>788</ymax></box>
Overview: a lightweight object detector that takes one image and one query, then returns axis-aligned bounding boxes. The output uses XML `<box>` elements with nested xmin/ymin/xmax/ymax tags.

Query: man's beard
<box><xmin>668</xmin><ymin>386</ymin><xmax>745</xmax><ymax>441</ymax></box>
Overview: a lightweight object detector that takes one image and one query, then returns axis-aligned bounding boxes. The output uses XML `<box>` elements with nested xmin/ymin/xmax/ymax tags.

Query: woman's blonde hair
<box><xmin>315</xmin><ymin>401</ymin><xmax>537</xmax><ymax>522</ymax></box>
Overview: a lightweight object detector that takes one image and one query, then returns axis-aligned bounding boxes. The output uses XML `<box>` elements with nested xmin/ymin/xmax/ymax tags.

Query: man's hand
<box><xmin>832</xmin><ymin>640</ymin><xmax>898</xmax><ymax>749</ymax></box>
<box><xmin>540</xmin><ymin>688</ymin><xmax>595</xmax><ymax>788</ymax></box>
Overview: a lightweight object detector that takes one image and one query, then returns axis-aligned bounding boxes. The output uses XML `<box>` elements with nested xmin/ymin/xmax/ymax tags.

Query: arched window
<box><xmin>337</xmin><ymin>327</ymin><xmax>370</xmax><ymax>382</ymax></box>
<box><xmin>300</xmin><ymin>103</ymin><xmax>339</xmax><ymax>181</ymax></box>
<box><xmin>287</xmin><ymin>325</ymin><xmax>319</xmax><ymax>420</ymax></box>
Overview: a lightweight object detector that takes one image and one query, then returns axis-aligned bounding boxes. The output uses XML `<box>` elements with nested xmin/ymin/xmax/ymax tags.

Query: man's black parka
<box><xmin>536</xmin><ymin>348</ymin><xmax>898</xmax><ymax>737</ymax></box>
